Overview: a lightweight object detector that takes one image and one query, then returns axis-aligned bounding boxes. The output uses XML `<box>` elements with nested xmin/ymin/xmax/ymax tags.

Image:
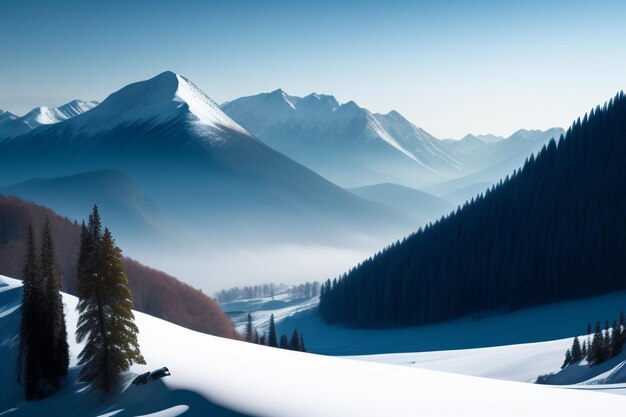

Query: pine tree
<box><xmin>562</xmin><ymin>349</ymin><xmax>572</xmax><ymax>369</ymax></box>
<box><xmin>18</xmin><ymin>224</ymin><xmax>44</xmax><ymax>400</ymax></box>
<box><xmin>581</xmin><ymin>340</ymin><xmax>587</xmax><ymax>358</ymax></box>
<box><xmin>570</xmin><ymin>336</ymin><xmax>583</xmax><ymax>362</ymax></box>
<box><xmin>289</xmin><ymin>329</ymin><xmax>301</xmax><ymax>351</ymax></box>
<box><xmin>588</xmin><ymin>321</ymin><xmax>603</xmax><ymax>365</ymax></box>
<box><xmin>279</xmin><ymin>334</ymin><xmax>289</xmax><ymax>349</ymax></box>
<box><xmin>610</xmin><ymin>320</ymin><xmax>622</xmax><ymax>358</ymax></box>
<box><xmin>76</xmin><ymin>209</ymin><xmax>145</xmax><ymax>393</ymax></box>
<box><xmin>300</xmin><ymin>333</ymin><xmax>306</xmax><ymax>352</ymax></box>
<box><xmin>245</xmin><ymin>313</ymin><xmax>253</xmax><ymax>342</ymax></box>
<box><xmin>259</xmin><ymin>333</ymin><xmax>266</xmax><ymax>346</ymax></box>
<box><xmin>268</xmin><ymin>314</ymin><xmax>277</xmax><ymax>348</ymax></box>
<box><xmin>253</xmin><ymin>328</ymin><xmax>259</xmax><ymax>344</ymax></box>
<box><xmin>40</xmin><ymin>220</ymin><xmax>69</xmax><ymax>389</ymax></box>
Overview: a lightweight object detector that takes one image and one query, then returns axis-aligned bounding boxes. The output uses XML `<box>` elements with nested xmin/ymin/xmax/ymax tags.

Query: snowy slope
<box><xmin>3</xmin><ymin>275</ymin><xmax>626</xmax><ymax>417</ymax></box>
<box><xmin>0</xmin><ymin>99</ymin><xmax>98</xmax><ymax>138</ymax></box>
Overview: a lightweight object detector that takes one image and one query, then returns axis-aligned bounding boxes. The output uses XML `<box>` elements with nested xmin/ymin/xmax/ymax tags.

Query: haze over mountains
<box><xmin>0</xmin><ymin>72</ymin><xmax>414</xmax><ymax>290</ymax></box>
<box><xmin>0</xmin><ymin>72</ymin><xmax>565</xmax><ymax>291</ymax></box>
<box><xmin>221</xmin><ymin>89</ymin><xmax>564</xmax><ymax>195</ymax></box>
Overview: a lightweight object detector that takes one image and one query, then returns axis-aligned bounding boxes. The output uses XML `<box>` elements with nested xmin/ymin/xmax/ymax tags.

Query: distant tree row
<box><xmin>245</xmin><ymin>313</ymin><xmax>306</xmax><ymax>352</ymax></box>
<box><xmin>562</xmin><ymin>312</ymin><xmax>626</xmax><ymax>368</ymax></box>
<box><xmin>18</xmin><ymin>206</ymin><xmax>145</xmax><ymax>400</ymax></box>
<box><xmin>319</xmin><ymin>92</ymin><xmax>626</xmax><ymax>328</ymax></box>
<box><xmin>215</xmin><ymin>281</ymin><xmax>320</xmax><ymax>303</ymax></box>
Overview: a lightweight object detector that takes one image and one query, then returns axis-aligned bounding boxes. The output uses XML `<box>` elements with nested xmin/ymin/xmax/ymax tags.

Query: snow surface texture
<box><xmin>3</xmin><ymin>275</ymin><xmax>626</xmax><ymax>417</ymax></box>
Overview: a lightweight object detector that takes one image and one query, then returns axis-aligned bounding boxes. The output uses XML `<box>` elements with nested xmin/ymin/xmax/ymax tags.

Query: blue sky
<box><xmin>1</xmin><ymin>0</ymin><xmax>625</xmax><ymax>138</ymax></box>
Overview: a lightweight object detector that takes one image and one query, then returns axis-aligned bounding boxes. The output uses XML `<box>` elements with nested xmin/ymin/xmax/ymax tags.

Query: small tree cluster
<box><xmin>562</xmin><ymin>312</ymin><xmax>625</xmax><ymax>368</ymax></box>
<box><xmin>245</xmin><ymin>313</ymin><xmax>306</xmax><ymax>352</ymax></box>
<box><xmin>17</xmin><ymin>221</ymin><xmax>69</xmax><ymax>400</ymax></box>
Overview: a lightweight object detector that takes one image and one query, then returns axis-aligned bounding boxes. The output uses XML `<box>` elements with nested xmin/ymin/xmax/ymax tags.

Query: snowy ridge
<box><xmin>21</xmin><ymin>99</ymin><xmax>100</xmax><ymax>128</ymax></box>
<box><xmin>0</xmin><ymin>100</ymin><xmax>98</xmax><ymax>139</ymax></box>
<box><xmin>3</xmin><ymin>274</ymin><xmax>626</xmax><ymax>417</ymax></box>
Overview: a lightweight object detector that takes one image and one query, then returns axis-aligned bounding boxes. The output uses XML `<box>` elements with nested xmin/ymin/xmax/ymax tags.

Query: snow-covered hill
<box><xmin>0</xmin><ymin>99</ymin><xmax>98</xmax><ymax>139</ymax></box>
<box><xmin>3</xmin><ymin>274</ymin><xmax>626</xmax><ymax>417</ymax></box>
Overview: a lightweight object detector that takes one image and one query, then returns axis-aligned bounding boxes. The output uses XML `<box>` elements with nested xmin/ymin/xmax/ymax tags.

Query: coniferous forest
<box><xmin>319</xmin><ymin>92</ymin><xmax>626</xmax><ymax>328</ymax></box>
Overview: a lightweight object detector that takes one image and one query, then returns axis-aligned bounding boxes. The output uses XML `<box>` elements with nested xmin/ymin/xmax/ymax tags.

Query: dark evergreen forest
<box><xmin>319</xmin><ymin>92</ymin><xmax>626</xmax><ymax>328</ymax></box>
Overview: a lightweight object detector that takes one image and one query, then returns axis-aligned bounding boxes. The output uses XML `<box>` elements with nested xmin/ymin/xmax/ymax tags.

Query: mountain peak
<box><xmin>70</xmin><ymin>72</ymin><xmax>250</xmax><ymax>136</ymax></box>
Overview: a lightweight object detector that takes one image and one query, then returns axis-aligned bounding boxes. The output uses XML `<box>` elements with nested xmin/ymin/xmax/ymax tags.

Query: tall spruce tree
<box><xmin>40</xmin><ymin>220</ymin><xmax>69</xmax><ymax>389</ymax></box>
<box><xmin>76</xmin><ymin>207</ymin><xmax>145</xmax><ymax>392</ymax></box>
<box><xmin>268</xmin><ymin>314</ymin><xmax>277</xmax><ymax>348</ymax></box>
<box><xmin>300</xmin><ymin>333</ymin><xmax>306</xmax><ymax>352</ymax></box>
<box><xmin>18</xmin><ymin>224</ymin><xmax>44</xmax><ymax>400</ymax></box>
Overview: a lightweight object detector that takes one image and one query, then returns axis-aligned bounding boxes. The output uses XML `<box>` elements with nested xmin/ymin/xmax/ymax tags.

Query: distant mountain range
<box><xmin>0</xmin><ymin>73</ymin><xmax>566</xmax><ymax>289</ymax></box>
<box><xmin>221</xmin><ymin>89</ymin><xmax>464</xmax><ymax>188</ymax></box>
<box><xmin>221</xmin><ymin>89</ymin><xmax>564</xmax><ymax>192</ymax></box>
<box><xmin>0</xmin><ymin>99</ymin><xmax>98</xmax><ymax>139</ymax></box>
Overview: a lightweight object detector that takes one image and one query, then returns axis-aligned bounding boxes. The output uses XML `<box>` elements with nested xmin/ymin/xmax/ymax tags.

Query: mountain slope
<box><xmin>221</xmin><ymin>90</ymin><xmax>464</xmax><ymax>188</ymax></box>
<box><xmin>0</xmin><ymin>99</ymin><xmax>98</xmax><ymax>139</ymax></box>
<box><xmin>0</xmin><ymin>195</ymin><xmax>237</xmax><ymax>338</ymax></box>
<box><xmin>319</xmin><ymin>92</ymin><xmax>626</xmax><ymax>328</ymax></box>
<box><xmin>3</xmin><ymin>275</ymin><xmax>625</xmax><ymax>417</ymax></box>
<box><xmin>349</xmin><ymin>183</ymin><xmax>453</xmax><ymax>225</ymax></box>
<box><xmin>0</xmin><ymin>73</ymin><xmax>407</xmax><ymax>247</ymax></box>
<box><xmin>0</xmin><ymin>169</ymin><xmax>168</xmax><ymax>246</ymax></box>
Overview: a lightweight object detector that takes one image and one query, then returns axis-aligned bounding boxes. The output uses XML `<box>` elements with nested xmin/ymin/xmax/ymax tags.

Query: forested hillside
<box><xmin>0</xmin><ymin>196</ymin><xmax>238</xmax><ymax>338</ymax></box>
<box><xmin>319</xmin><ymin>92</ymin><xmax>626</xmax><ymax>328</ymax></box>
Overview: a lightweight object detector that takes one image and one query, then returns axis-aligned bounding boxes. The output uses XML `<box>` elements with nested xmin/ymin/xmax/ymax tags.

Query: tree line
<box><xmin>215</xmin><ymin>281</ymin><xmax>320</xmax><ymax>304</ymax></box>
<box><xmin>562</xmin><ymin>312</ymin><xmax>626</xmax><ymax>368</ymax></box>
<box><xmin>18</xmin><ymin>206</ymin><xmax>144</xmax><ymax>400</ymax></box>
<box><xmin>244</xmin><ymin>313</ymin><xmax>306</xmax><ymax>352</ymax></box>
<box><xmin>319</xmin><ymin>92</ymin><xmax>626</xmax><ymax>328</ymax></box>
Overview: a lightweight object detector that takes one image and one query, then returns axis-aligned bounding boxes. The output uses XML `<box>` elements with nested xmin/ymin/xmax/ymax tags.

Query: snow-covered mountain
<box><xmin>0</xmin><ymin>72</ymin><xmax>409</xmax><ymax>267</ymax></box>
<box><xmin>0</xmin><ymin>99</ymin><xmax>99</xmax><ymax>139</ymax></box>
<box><xmin>221</xmin><ymin>90</ymin><xmax>465</xmax><ymax>188</ymax></box>
<box><xmin>3</xmin><ymin>275</ymin><xmax>625</xmax><ymax>417</ymax></box>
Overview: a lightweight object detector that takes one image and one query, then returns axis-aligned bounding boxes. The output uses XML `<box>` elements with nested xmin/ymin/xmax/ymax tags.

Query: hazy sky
<box><xmin>1</xmin><ymin>0</ymin><xmax>625</xmax><ymax>138</ymax></box>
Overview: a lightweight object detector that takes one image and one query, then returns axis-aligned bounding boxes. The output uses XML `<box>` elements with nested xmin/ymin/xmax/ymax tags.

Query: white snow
<box><xmin>3</xmin><ymin>274</ymin><xmax>626</xmax><ymax>416</ymax></box>
<box><xmin>0</xmin><ymin>100</ymin><xmax>98</xmax><ymax>139</ymax></box>
<box><xmin>21</xmin><ymin>100</ymin><xmax>100</xmax><ymax>129</ymax></box>
<box><xmin>69</xmin><ymin>71</ymin><xmax>251</xmax><ymax>138</ymax></box>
